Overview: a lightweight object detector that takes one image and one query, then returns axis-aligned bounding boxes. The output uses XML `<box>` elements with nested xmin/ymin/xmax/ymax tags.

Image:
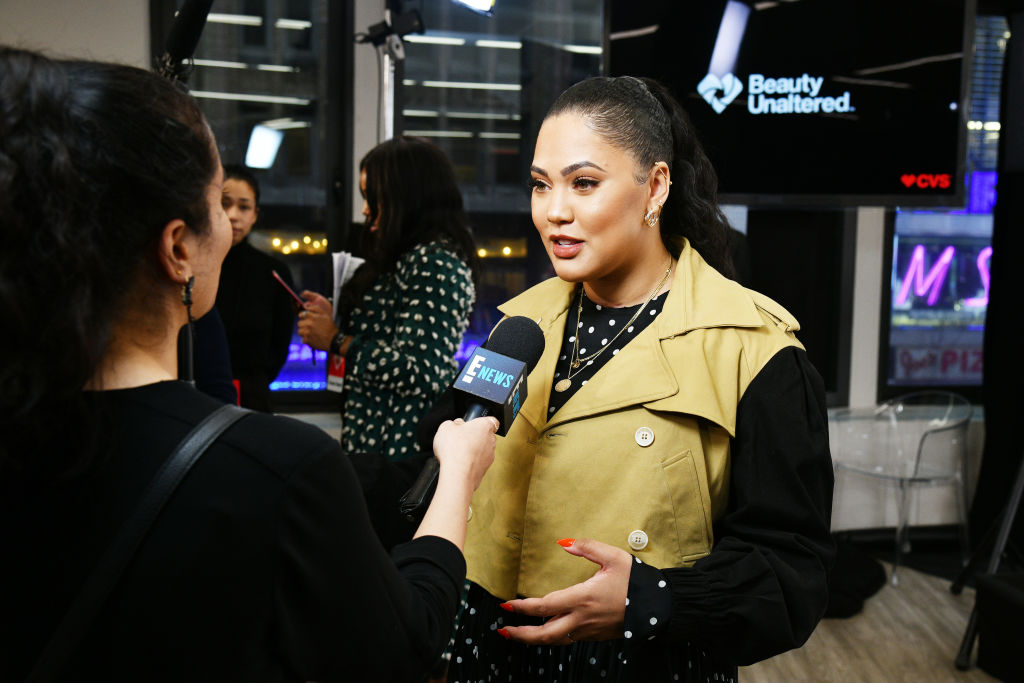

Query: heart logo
<box><xmin>900</xmin><ymin>174</ymin><xmax>916</xmax><ymax>188</ymax></box>
<box><xmin>697</xmin><ymin>72</ymin><xmax>744</xmax><ymax>114</ymax></box>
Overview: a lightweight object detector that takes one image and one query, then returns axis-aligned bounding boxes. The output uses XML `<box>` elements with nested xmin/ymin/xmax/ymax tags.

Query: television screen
<box><xmin>607</xmin><ymin>0</ymin><xmax>974</xmax><ymax>207</ymax></box>
<box><xmin>883</xmin><ymin>211</ymin><xmax>991</xmax><ymax>390</ymax></box>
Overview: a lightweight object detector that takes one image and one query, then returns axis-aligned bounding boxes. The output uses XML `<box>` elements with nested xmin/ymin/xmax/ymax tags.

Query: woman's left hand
<box><xmin>498</xmin><ymin>538</ymin><xmax>632</xmax><ymax>645</ymax></box>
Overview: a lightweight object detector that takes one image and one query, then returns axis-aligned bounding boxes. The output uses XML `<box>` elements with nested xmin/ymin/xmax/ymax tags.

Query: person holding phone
<box><xmin>216</xmin><ymin>164</ymin><xmax>298</xmax><ymax>411</ymax></box>
<box><xmin>0</xmin><ymin>47</ymin><xmax>500</xmax><ymax>682</ymax></box>
<box><xmin>297</xmin><ymin>136</ymin><xmax>479</xmax><ymax>461</ymax></box>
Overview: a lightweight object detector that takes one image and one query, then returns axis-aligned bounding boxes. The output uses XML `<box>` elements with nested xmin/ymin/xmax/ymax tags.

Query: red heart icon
<box><xmin>900</xmin><ymin>174</ymin><xmax>916</xmax><ymax>188</ymax></box>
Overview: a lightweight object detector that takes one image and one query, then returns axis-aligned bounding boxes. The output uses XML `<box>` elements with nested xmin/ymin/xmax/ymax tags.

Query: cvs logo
<box><xmin>900</xmin><ymin>173</ymin><xmax>951</xmax><ymax>189</ymax></box>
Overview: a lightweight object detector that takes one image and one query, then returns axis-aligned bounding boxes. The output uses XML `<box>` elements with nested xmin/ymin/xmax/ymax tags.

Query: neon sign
<box><xmin>894</xmin><ymin>244</ymin><xmax>992</xmax><ymax>308</ymax></box>
<box><xmin>964</xmin><ymin>247</ymin><xmax>993</xmax><ymax>308</ymax></box>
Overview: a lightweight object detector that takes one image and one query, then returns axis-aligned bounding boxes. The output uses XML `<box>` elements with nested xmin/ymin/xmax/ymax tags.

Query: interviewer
<box><xmin>0</xmin><ymin>46</ymin><xmax>497</xmax><ymax>683</ymax></box>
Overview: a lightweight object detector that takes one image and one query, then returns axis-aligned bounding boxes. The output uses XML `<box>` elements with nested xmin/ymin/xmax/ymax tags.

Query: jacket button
<box><xmin>634</xmin><ymin>427</ymin><xmax>654</xmax><ymax>447</ymax></box>
<box><xmin>628</xmin><ymin>530</ymin><xmax>649</xmax><ymax>551</ymax></box>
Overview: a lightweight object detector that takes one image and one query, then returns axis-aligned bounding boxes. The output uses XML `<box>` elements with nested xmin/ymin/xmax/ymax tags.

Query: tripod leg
<box><xmin>953</xmin><ymin>453</ymin><xmax>1024</xmax><ymax>670</ymax></box>
<box><xmin>955</xmin><ymin>607</ymin><xmax>979</xmax><ymax>671</ymax></box>
<box><xmin>951</xmin><ymin>522</ymin><xmax>997</xmax><ymax>595</ymax></box>
<box><xmin>982</xmin><ymin>454</ymin><xmax>1024</xmax><ymax>577</ymax></box>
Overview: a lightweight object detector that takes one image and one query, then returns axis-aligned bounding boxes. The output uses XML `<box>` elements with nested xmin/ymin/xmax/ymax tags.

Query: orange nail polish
<box><xmin>499</xmin><ymin>602</ymin><xmax>514</xmax><ymax>612</ymax></box>
<box><xmin>497</xmin><ymin>628</ymin><xmax>511</xmax><ymax>639</ymax></box>
<box><xmin>557</xmin><ymin>538</ymin><xmax>575</xmax><ymax>547</ymax></box>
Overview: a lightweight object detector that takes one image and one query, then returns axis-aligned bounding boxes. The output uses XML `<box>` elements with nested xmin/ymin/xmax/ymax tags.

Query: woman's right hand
<box><xmin>297</xmin><ymin>290</ymin><xmax>339</xmax><ymax>352</ymax></box>
<box><xmin>414</xmin><ymin>416</ymin><xmax>499</xmax><ymax>550</ymax></box>
<box><xmin>433</xmin><ymin>417</ymin><xmax>499</xmax><ymax>491</ymax></box>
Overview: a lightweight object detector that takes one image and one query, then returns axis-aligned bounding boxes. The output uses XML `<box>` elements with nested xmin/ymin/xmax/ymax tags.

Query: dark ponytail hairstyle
<box><xmin>544</xmin><ymin>76</ymin><xmax>736</xmax><ymax>279</ymax></box>
<box><xmin>337</xmin><ymin>135</ymin><xmax>479</xmax><ymax>325</ymax></box>
<box><xmin>0</xmin><ymin>47</ymin><xmax>218</xmax><ymax>478</ymax></box>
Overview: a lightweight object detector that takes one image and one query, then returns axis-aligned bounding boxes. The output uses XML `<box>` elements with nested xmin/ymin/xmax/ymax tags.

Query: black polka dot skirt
<box><xmin>447</xmin><ymin>583</ymin><xmax>738</xmax><ymax>683</ymax></box>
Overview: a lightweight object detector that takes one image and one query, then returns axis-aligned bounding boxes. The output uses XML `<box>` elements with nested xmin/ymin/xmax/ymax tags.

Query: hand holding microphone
<box><xmin>412</xmin><ymin>414</ymin><xmax>499</xmax><ymax>551</ymax></box>
<box><xmin>432</xmin><ymin>416</ymin><xmax>499</xmax><ymax>494</ymax></box>
<box><xmin>400</xmin><ymin>316</ymin><xmax>546</xmax><ymax>517</ymax></box>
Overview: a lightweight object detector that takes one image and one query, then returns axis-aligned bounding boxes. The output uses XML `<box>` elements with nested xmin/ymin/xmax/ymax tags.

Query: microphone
<box><xmin>398</xmin><ymin>316</ymin><xmax>545</xmax><ymax>518</ymax></box>
<box><xmin>155</xmin><ymin>0</ymin><xmax>215</xmax><ymax>83</ymax></box>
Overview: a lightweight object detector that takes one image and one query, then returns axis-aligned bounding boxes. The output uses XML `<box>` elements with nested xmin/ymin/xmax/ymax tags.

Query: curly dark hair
<box><xmin>338</xmin><ymin>135</ymin><xmax>479</xmax><ymax>325</ymax></box>
<box><xmin>544</xmin><ymin>76</ymin><xmax>736</xmax><ymax>278</ymax></box>
<box><xmin>0</xmin><ymin>47</ymin><xmax>218</xmax><ymax>478</ymax></box>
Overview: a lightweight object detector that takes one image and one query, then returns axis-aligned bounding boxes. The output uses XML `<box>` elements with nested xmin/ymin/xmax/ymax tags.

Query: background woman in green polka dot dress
<box><xmin>299</xmin><ymin>136</ymin><xmax>479</xmax><ymax>460</ymax></box>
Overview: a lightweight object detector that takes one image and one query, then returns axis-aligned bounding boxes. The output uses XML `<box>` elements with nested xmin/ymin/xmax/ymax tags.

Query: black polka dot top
<box><xmin>547</xmin><ymin>287</ymin><xmax>667</xmax><ymax>417</ymax></box>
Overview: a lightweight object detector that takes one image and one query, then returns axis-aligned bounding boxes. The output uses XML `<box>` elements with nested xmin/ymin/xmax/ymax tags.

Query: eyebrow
<box><xmin>530</xmin><ymin>161</ymin><xmax>607</xmax><ymax>178</ymax></box>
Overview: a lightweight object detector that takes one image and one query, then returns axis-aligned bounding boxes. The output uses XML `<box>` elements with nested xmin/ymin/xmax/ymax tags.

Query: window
<box><xmin>395</xmin><ymin>0</ymin><xmax>605</xmax><ymax>352</ymax></box>
<box><xmin>152</xmin><ymin>0</ymin><xmax>348</xmax><ymax>404</ymax></box>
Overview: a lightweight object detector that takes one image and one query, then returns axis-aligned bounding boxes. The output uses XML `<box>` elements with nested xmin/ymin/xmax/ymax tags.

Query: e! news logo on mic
<box><xmin>461</xmin><ymin>354</ymin><xmax>516</xmax><ymax>388</ymax></box>
<box><xmin>456</xmin><ymin>347</ymin><xmax>528</xmax><ymax>436</ymax></box>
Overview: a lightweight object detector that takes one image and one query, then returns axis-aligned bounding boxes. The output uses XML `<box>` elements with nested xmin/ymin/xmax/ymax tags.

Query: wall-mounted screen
<box><xmin>884</xmin><ymin>211</ymin><xmax>991</xmax><ymax>391</ymax></box>
<box><xmin>608</xmin><ymin>0</ymin><xmax>974</xmax><ymax>207</ymax></box>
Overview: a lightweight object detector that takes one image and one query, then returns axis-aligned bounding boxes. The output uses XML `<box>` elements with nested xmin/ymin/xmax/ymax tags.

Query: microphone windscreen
<box><xmin>483</xmin><ymin>315</ymin><xmax>545</xmax><ymax>373</ymax></box>
<box><xmin>165</xmin><ymin>0</ymin><xmax>215</xmax><ymax>62</ymax></box>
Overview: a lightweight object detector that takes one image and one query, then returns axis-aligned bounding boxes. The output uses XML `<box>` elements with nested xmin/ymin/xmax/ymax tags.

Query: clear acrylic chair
<box><xmin>831</xmin><ymin>391</ymin><xmax>973</xmax><ymax>585</ymax></box>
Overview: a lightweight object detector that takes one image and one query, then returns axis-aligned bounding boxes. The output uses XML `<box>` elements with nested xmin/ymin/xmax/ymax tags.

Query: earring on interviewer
<box><xmin>180</xmin><ymin>276</ymin><xmax>197</xmax><ymax>386</ymax></box>
<box><xmin>181</xmin><ymin>276</ymin><xmax>195</xmax><ymax>322</ymax></box>
<box><xmin>644</xmin><ymin>208</ymin><xmax>658</xmax><ymax>227</ymax></box>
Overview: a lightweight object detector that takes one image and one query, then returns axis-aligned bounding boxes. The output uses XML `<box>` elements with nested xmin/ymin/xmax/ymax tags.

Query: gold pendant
<box><xmin>554</xmin><ymin>378</ymin><xmax>572</xmax><ymax>393</ymax></box>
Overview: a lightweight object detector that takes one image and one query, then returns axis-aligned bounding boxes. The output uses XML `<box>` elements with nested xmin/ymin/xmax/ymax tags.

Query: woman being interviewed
<box><xmin>298</xmin><ymin>136</ymin><xmax>478</xmax><ymax>461</ymax></box>
<box><xmin>0</xmin><ymin>47</ymin><xmax>497</xmax><ymax>682</ymax></box>
<box><xmin>448</xmin><ymin>76</ymin><xmax>835</xmax><ymax>682</ymax></box>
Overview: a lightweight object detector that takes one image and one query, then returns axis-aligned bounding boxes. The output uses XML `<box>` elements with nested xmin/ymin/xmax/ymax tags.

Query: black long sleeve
<box><xmin>641</xmin><ymin>347</ymin><xmax>835</xmax><ymax>665</ymax></box>
<box><xmin>275</xmin><ymin>443</ymin><xmax>465</xmax><ymax>681</ymax></box>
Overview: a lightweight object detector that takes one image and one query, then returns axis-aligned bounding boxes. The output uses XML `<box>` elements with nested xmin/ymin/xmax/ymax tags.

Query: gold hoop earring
<box><xmin>644</xmin><ymin>209</ymin><xmax>658</xmax><ymax>227</ymax></box>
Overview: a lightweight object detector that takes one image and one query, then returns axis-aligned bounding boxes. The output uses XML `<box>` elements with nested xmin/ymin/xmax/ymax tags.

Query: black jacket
<box><xmin>0</xmin><ymin>382</ymin><xmax>465</xmax><ymax>682</ymax></box>
<box><xmin>216</xmin><ymin>239</ymin><xmax>296</xmax><ymax>410</ymax></box>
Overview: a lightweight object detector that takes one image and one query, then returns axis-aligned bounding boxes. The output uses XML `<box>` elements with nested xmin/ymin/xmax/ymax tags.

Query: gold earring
<box><xmin>644</xmin><ymin>209</ymin><xmax>658</xmax><ymax>227</ymax></box>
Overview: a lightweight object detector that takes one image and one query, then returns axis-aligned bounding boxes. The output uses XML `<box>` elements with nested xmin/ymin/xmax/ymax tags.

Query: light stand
<box><xmin>355</xmin><ymin>4</ymin><xmax>423</xmax><ymax>142</ymax></box>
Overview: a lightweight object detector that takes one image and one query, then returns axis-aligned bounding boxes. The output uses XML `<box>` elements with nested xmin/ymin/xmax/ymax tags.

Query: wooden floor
<box><xmin>740</xmin><ymin>562</ymin><xmax>999</xmax><ymax>682</ymax></box>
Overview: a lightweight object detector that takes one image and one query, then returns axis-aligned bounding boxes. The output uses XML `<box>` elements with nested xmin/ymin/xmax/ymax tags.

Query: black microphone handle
<box><xmin>398</xmin><ymin>458</ymin><xmax>439</xmax><ymax>520</ymax></box>
<box><xmin>463</xmin><ymin>403</ymin><xmax>489</xmax><ymax>421</ymax></box>
<box><xmin>398</xmin><ymin>404</ymin><xmax>489</xmax><ymax>519</ymax></box>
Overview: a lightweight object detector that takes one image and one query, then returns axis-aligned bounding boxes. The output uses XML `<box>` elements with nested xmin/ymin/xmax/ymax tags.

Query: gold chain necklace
<box><xmin>554</xmin><ymin>261</ymin><xmax>673</xmax><ymax>393</ymax></box>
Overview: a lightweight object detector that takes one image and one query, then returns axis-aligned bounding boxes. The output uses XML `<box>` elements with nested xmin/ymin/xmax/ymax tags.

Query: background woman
<box><xmin>298</xmin><ymin>136</ymin><xmax>478</xmax><ymax>461</ymax></box>
<box><xmin>216</xmin><ymin>163</ymin><xmax>297</xmax><ymax>411</ymax></box>
<box><xmin>0</xmin><ymin>47</ymin><xmax>497</xmax><ymax>682</ymax></box>
<box><xmin>447</xmin><ymin>76</ymin><xmax>835</xmax><ymax>682</ymax></box>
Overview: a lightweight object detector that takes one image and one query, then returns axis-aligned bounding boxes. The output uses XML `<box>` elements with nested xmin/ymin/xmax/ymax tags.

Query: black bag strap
<box><xmin>26</xmin><ymin>403</ymin><xmax>251</xmax><ymax>683</ymax></box>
